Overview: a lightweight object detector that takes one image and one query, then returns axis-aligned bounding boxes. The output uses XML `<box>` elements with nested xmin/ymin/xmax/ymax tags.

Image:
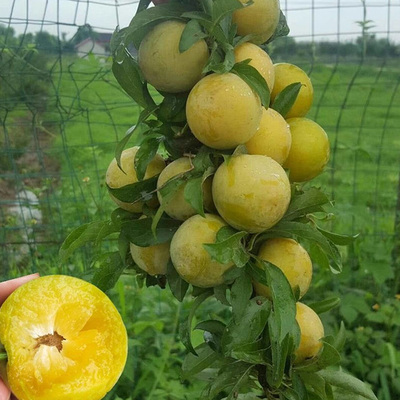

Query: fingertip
<box><xmin>0</xmin><ymin>273</ymin><xmax>40</xmax><ymax>305</ymax></box>
<box><xmin>0</xmin><ymin>380</ymin><xmax>11</xmax><ymax>400</ymax></box>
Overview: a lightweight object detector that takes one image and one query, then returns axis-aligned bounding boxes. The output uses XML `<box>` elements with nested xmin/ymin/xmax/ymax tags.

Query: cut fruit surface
<box><xmin>0</xmin><ymin>275</ymin><xmax>128</xmax><ymax>400</ymax></box>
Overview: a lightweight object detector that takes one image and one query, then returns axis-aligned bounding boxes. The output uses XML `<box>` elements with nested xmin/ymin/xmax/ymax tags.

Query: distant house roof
<box><xmin>74</xmin><ymin>32</ymin><xmax>112</xmax><ymax>50</ymax></box>
<box><xmin>96</xmin><ymin>33</ymin><xmax>113</xmax><ymax>44</ymax></box>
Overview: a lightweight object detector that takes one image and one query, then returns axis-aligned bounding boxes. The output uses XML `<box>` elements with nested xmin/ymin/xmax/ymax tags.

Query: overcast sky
<box><xmin>0</xmin><ymin>0</ymin><xmax>399</xmax><ymax>43</ymax></box>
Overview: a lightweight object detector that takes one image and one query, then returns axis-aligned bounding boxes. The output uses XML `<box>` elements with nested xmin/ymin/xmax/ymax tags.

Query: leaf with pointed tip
<box><xmin>231</xmin><ymin>272</ymin><xmax>253</xmax><ymax>323</ymax></box>
<box><xmin>211</xmin><ymin>0</ymin><xmax>243</xmax><ymax>25</ymax></box>
<box><xmin>134</xmin><ymin>135</ymin><xmax>163</xmax><ymax>181</ymax></box>
<box><xmin>271</xmin><ymin>82</ymin><xmax>302</xmax><ymax>117</ymax></box>
<box><xmin>317</xmin><ymin>228</ymin><xmax>359</xmax><ymax>246</ymax></box>
<box><xmin>115</xmin><ymin>106</ymin><xmax>158</xmax><ymax>169</ymax></box>
<box><xmin>232</xmin><ymin>61</ymin><xmax>270</xmax><ymax>106</ymax></box>
<box><xmin>333</xmin><ymin>322</ymin><xmax>347</xmax><ymax>352</ymax></box>
<box><xmin>121</xmin><ymin>215</ymin><xmax>180</xmax><ymax>246</ymax></box>
<box><xmin>283</xmin><ymin>187</ymin><xmax>330</xmax><ymax>221</ymax></box>
<box><xmin>127</xmin><ymin>3</ymin><xmax>192</xmax><ymax>47</ymax></box>
<box><xmin>59</xmin><ymin>221</ymin><xmax>118</xmax><ymax>263</ymax></box>
<box><xmin>167</xmin><ymin>260</ymin><xmax>189</xmax><ymax>302</ymax></box>
<box><xmin>137</xmin><ymin>0</ymin><xmax>152</xmax><ymax>14</ymax></box>
<box><xmin>182</xmin><ymin>343</ymin><xmax>220</xmax><ymax>379</ymax></box>
<box><xmin>179</xmin><ymin>19</ymin><xmax>208</xmax><ymax>52</ymax></box>
<box><xmin>248</xmin><ymin>260</ymin><xmax>297</xmax><ymax>342</ymax></box>
<box><xmin>204</xmin><ymin>226</ymin><xmax>249</xmax><ymax>268</ymax></box>
<box><xmin>309</xmin><ymin>298</ymin><xmax>341</xmax><ymax>315</ymax></box>
<box><xmin>294</xmin><ymin>340</ymin><xmax>341</xmax><ymax>373</ymax></box>
<box><xmin>221</xmin><ymin>296</ymin><xmax>271</xmax><ymax>356</ymax></box>
<box><xmin>265</xmin><ymin>10</ymin><xmax>290</xmax><ymax>44</ymax></box>
<box><xmin>92</xmin><ymin>252</ymin><xmax>125</xmax><ymax>292</ymax></box>
<box><xmin>179</xmin><ymin>290</ymin><xmax>213</xmax><ymax>355</ymax></box>
<box><xmin>317</xmin><ymin>370</ymin><xmax>378</xmax><ymax>400</ymax></box>
<box><xmin>107</xmin><ymin>175</ymin><xmax>158</xmax><ymax>204</ymax></box>
<box><xmin>112</xmin><ymin>50</ymin><xmax>155</xmax><ymax>109</ymax></box>
<box><xmin>206</xmin><ymin>362</ymin><xmax>254</xmax><ymax>399</ymax></box>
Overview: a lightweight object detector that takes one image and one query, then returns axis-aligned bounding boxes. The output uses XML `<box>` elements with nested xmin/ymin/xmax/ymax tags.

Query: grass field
<box><xmin>2</xmin><ymin>54</ymin><xmax>400</xmax><ymax>399</ymax></box>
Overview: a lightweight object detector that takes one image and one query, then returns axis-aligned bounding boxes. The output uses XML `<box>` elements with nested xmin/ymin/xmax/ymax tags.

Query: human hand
<box><xmin>0</xmin><ymin>274</ymin><xmax>39</xmax><ymax>400</ymax></box>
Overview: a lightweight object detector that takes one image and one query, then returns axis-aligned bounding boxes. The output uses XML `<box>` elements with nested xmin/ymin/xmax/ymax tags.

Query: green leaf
<box><xmin>167</xmin><ymin>260</ymin><xmax>189</xmax><ymax>302</ymax></box>
<box><xmin>222</xmin><ymin>395</ymin><xmax>261</xmax><ymax>400</ymax></box>
<box><xmin>211</xmin><ymin>0</ymin><xmax>243</xmax><ymax>26</ymax></box>
<box><xmin>267</xmin><ymin>328</ymin><xmax>295</xmax><ymax>388</ymax></box>
<box><xmin>223</xmin><ymin>266</ymin><xmax>243</xmax><ymax>282</ymax></box>
<box><xmin>309</xmin><ymin>298</ymin><xmax>341</xmax><ymax>314</ymax></box>
<box><xmin>183</xmin><ymin>176</ymin><xmax>205</xmax><ymax>217</ymax></box>
<box><xmin>271</xmin><ymin>82</ymin><xmax>302</xmax><ymax>117</ymax></box>
<box><xmin>158</xmin><ymin>168</ymin><xmax>193</xmax><ymax>202</ymax></box>
<box><xmin>224</xmin><ymin>365</ymin><xmax>254</xmax><ymax>400</ymax></box>
<box><xmin>214</xmin><ymin>284</ymin><xmax>231</xmax><ymax>305</ymax></box>
<box><xmin>110</xmin><ymin>26</ymin><xmax>127</xmax><ymax>55</ymax></box>
<box><xmin>181</xmin><ymin>11</ymin><xmax>211</xmax><ymax>25</ymax></box>
<box><xmin>230</xmin><ymin>339</ymin><xmax>268</xmax><ymax>364</ymax></box>
<box><xmin>195</xmin><ymin>320</ymin><xmax>226</xmax><ymax>337</ymax></box>
<box><xmin>92</xmin><ymin>252</ymin><xmax>125</xmax><ymax>292</ymax></box>
<box><xmin>295</xmin><ymin>340</ymin><xmax>341</xmax><ymax>373</ymax></box>
<box><xmin>332</xmin><ymin>387</ymin><xmax>365</xmax><ymax>400</ymax></box>
<box><xmin>221</xmin><ymin>296</ymin><xmax>271</xmax><ymax>356</ymax></box>
<box><xmin>153</xmin><ymin>166</ymin><xmax>196</xmax><ymax>234</ymax></box>
<box><xmin>112</xmin><ymin>49</ymin><xmax>155</xmax><ymax>109</ymax></box>
<box><xmin>204</xmin><ymin>226</ymin><xmax>249</xmax><ymax>268</ymax></box>
<box><xmin>182</xmin><ymin>343</ymin><xmax>220</xmax><ymax>379</ymax></box>
<box><xmin>283</xmin><ymin>187</ymin><xmax>330</xmax><ymax>222</ymax></box>
<box><xmin>265</xmin><ymin>10</ymin><xmax>290</xmax><ymax>44</ymax></box>
<box><xmin>206</xmin><ymin>362</ymin><xmax>254</xmax><ymax>399</ymax></box>
<box><xmin>333</xmin><ymin>322</ymin><xmax>347</xmax><ymax>352</ymax></box>
<box><xmin>121</xmin><ymin>215</ymin><xmax>181</xmax><ymax>246</ymax></box>
<box><xmin>134</xmin><ymin>135</ymin><xmax>163</xmax><ymax>181</ymax></box>
<box><xmin>196</xmin><ymin>320</ymin><xmax>226</xmax><ymax>352</ymax></box>
<box><xmin>292</xmin><ymin>372</ymin><xmax>308</xmax><ymax>400</ymax></box>
<box><xmin>232</xmin><ymin>61</ymin><xmax>270</xmax><ymax>106</ymax></box>
<box><xmin>317</xmin><ymin>370</ymin><xmax>378</xmax><ymax>400</ymax></box>
<box><xmin>309</xmin><ymin>242</ymin><xmax>330</xmax><ymax>270</ymax></box>
<box><xmin>179</xmin><ymin>290</ymin><xmax>213</xmax><ymax>355</ymax></box>
<box><xmin>59</xmin><ymin>221</ymin><xmax>117</xmax><ymax>263</ymax></box>
<box><xmin>282</xmin><ymin>386</ymin><xmax>302</xmax><ymax>400</ymax></box>
<box><xmin>203</xmin><ymin>44</ymin><xmax>227</xmax><ymax>74</ymax></box>
<box><xmin>107</xmin><ymin>175</ymin><xmax>158</xmax><ymax>203</ymax></box>
<box><xmin>111</xmin><ymin>208</ymin><xmax>140</xmax><ymax>229</ymax></box>
<box><xmin>299</xmin><ymin>372</ymin><xmax>327</xmax><ymax>399</ymax></box>
<box><xmin>127</xmin><ymin>3</ymin><xmax>192</xmax><ymax>48</ymax></box>
<box><xmin>249</xmin><ymin>260</ymin><xmax>296</xmax><ymax>342</ymax></box>
<box><xmin>118</xmin><ymin>232</ymin><xmax>130</xmax><ymax>261</ymax></box>
<box><xmin>158</xmin><ymin>93</ymin><xmax>188</xmax><ymax>122</ymax></box>
<box><xmin>231</xmin><ymin>272</ymin><xmax>253</xmax><ymax>323</ymax></box>
<box><xmin>317</xmin><ymin>228</ymin><xmax>359</xmax><ymax>246</ymax></box>
<box><xmin>232</xmin><ymin>144</ymin><xmax>248</xmax><ymax>157</ymax></box>
<box><xmin>192</xmin><ymin>145</ymin><xmax>216</xmax><ymax>170</ymax></box>
<box><xmin>115</xmin><ymin>106</ymin><xmax>158</xmax><ymax>169</ymax></box>
<box><xmin>137</xmin><ymin>0</ymin><xmax>152</xmax><ymax>13</ymax></box>
<box><xmin>179</xmin><ymin>19</ymin><xmax>208</xmax><ymax>52</ymax></box>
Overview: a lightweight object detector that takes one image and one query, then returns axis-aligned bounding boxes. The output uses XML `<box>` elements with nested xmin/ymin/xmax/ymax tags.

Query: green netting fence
<box><xmin>1</xmin><ymin>0</ymin><xmax>400</xmax><ymax>398</ymax></box>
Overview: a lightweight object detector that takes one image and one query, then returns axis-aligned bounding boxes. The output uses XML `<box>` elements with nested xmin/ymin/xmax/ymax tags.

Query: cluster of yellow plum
<box><xmin>107</xmin><ymin>0</ymin><xmax>329</xmax><ymax>363</ymax></box>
